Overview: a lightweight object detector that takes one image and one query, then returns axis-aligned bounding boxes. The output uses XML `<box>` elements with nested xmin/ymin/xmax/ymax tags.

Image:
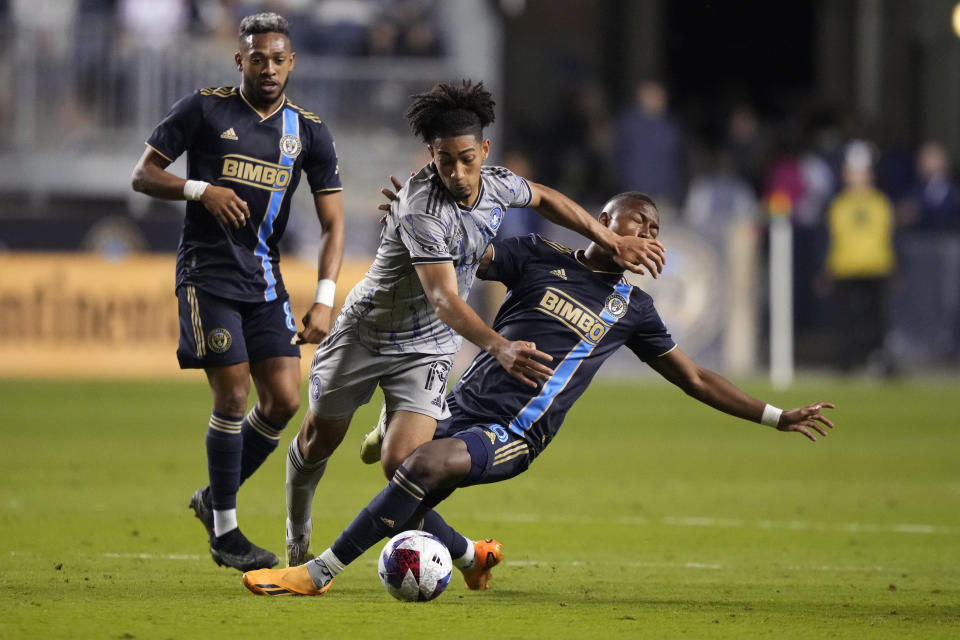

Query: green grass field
<box><xmin>1</xmin><ymin>376</ymin><xmax>959</xmax><ymax>638</ymax></box>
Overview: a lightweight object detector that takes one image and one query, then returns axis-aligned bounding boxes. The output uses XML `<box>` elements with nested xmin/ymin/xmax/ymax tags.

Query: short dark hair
<box><xmin>405</xmin><ymin>79</ymin><xmax>496</xmax><ymax>143</ymax></box>
<box><xmin>238</xmin><ymin>13</ymin><xmax>290</xmax><ymax>40</ymax></box>
<box><xmin>607</xmin><ymin>191</ymin><xmax>658</xmax><ymax>213</ymax></box>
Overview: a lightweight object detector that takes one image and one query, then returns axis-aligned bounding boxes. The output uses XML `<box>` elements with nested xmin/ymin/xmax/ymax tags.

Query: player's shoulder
<box><xmin>493</xmin><ymin>233</ymin><xmax>572</xmax><ymax>265</ymax></box>
<box><xmin>188</xmin><ymin>87</ymin><xmax>239</xmax><ymax>115</ymax></box>
<box><xmin>403</xmin><ymin>163</ymin><xmax>448</xmax><ymax>206</ymax></box>
<box><xmin>533</xmin><ymin>233</ymin><xmax>574</xmax><ymax>256</ymax></box>
<box><xmin>390</xmin><ymin>163</ymin><xmax>450</xmax><ymax>223</ymax></box>
<box><xmin>284</xmin><ymin>98</ymin><xmax>325</xmax><ymax>126</ymax></box>
<box><xmin>198</xmin><ymin>86</ymin><xmax>239</xmax><ymax>99</ymax></box>
<box><xmin>481</xmin><ymin>165</ymin><xmax>524</xmax><ymax>189</ymax></box>
<box><xmin>618</xmin><ymin>276</ymin><xmax>657</xmax><ymax>309</ymax></box>
<box><xmin>481</xmin><ymin>165</ymin><xmax>516</xmax><ymax>179</ymax></box>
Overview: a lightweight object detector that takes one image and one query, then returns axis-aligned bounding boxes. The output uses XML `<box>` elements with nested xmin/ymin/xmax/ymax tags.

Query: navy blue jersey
<box><xmin>147</xmin><ymin>87</ymin><xmax>342</xmax><ymax>302</ymax></box>
<box><xmin>448</xmin><ymin>234</ymin><xmax>676</xmax><ymax>457</ymax></box>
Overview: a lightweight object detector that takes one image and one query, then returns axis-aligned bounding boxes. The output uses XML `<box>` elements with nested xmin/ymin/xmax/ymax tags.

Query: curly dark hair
<box><xmin>239</xmin><ymin>13</ymin><xmax>290</xmax><ymax>40</ymax></box>
<box><xmin>405</xmin><ymin>79</ymin><xmax>496</xmax><ymax>143</ymax></box>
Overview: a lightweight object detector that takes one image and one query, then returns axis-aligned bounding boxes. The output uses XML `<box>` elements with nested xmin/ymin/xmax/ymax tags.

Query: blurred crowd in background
<box><xmin>1</xmin><ymin>0</ymin><xmax>444</xmax><ymax>56</ymax></box>
<box><xmin>497</xmin><ymin>77</ymin><xmax>960</xmax><ymax>376</ymax></box>
<box><xmin>2</xmin><ymin>0</ymin><xmax>958</xmax><ymax>375</ymax></box>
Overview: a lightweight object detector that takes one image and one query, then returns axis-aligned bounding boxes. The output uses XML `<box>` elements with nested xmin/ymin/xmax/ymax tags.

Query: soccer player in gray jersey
<box><xmin>284</xmin><ymin>80</ymin><xmax>667</xmax><ymax>566</ymax></box>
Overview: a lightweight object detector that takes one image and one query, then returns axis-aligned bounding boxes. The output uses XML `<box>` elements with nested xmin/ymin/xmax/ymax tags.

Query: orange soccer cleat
<box><xmin>241</xmin><ymin>564</ymin><xmax>332</xmax><ymax>596</ymax></box>
<box><xmin>461</xmin><ymin>538</ymin><xmax>503</xmax><ymax>591</ymax></box>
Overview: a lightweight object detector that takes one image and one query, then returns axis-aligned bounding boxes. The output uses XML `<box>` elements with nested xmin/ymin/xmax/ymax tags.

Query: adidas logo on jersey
<box><xmin>550</xmin><ymin>268</ymin><xmax>567</xmax><ymax>280</ymax></box>
<box><xmin>220</xmin><ymin>127</ymin><xmax>239</xmax><ymax>140</ymax></box>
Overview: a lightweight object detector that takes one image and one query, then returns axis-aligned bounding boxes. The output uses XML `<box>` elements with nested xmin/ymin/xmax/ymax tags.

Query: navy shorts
<box><xmin>436</xmin><ymin>410</ymin><xmax>533</xmax><ymax>487</ymax></box>
<box><xmin>176</xmin><ymin>285</ymin><xmax>300</xmax><ymax>369</ymax></box>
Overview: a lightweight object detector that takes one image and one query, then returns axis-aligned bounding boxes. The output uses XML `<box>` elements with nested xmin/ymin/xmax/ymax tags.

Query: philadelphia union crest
<box><xmin>279</xmin><ymin>134</ymin><xmax>302</xmax><ymax>159</ymax></box>
<box><xmin>206</xmin><ymin>328</ymin><xmax>232</xmax><ymax>353</ymax></box>
<box><xmin>604</xmin><ymin>293</ymin><xmax>627</xmax><ymax>319</ymax></box>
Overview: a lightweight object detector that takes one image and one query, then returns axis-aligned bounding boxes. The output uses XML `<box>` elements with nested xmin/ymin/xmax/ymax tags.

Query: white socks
<box><xmin>452</xmin><ymin>537</ymin><xmax>476</xmax><ymax>570</ymax></box>
<box><xmin>213</xmin><ymin>508</ymin><xmax>238</xmax><ymax>537</ymax></box>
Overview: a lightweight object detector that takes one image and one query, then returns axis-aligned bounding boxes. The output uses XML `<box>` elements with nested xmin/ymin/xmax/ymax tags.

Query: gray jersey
<box><xmin>337</xmin><ymin>162</ymin><xmax>533</xmax><ymax>355</ymax></box>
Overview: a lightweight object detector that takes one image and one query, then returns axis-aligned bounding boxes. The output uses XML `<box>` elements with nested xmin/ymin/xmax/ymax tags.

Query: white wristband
<box><xmin>183</xmin><ymin>180</ymin><xmax>210</xmax><ymax>201</ymax></box>
<box><xmin>314</xmin><ymin>279</ymin><xmax>336</xmax><ymax>306</ymax></box>
<box><xmin>760</xmin><ymin>404</ymin><xmax>782</xmax><ymax>428</ymax></box>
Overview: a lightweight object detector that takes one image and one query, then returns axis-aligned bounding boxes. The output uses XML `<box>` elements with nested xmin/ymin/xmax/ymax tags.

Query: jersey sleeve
<box><xmin>480</xmin><ymin>234</ymin><xmax>536</xmax><ymax>287</ymax></box>
<box><xmin>487</xmin><ymin>166</ymin><xmax>533</xmax><ymax>208</ymax></box>
<box><xmin>395</xmin><ymin>178</ymin><xmax>454</xmax><ymax>264</ymax></box>
<box><xmin>302</xmin><ymin>121</ymin><xmax>343</xmax><ymax>193</ymax></box>
<box><xmin>625</xmin><ymin>296</ymin><xmax>677</xmax><ymax>362</ymax></box>
<box><xmin>145</xmin><ymin>91</ymin><xmax>204</xmax><ymax>162</ymax></box>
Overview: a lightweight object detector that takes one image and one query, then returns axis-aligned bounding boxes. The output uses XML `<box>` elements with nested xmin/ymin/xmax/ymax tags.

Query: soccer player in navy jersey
<box><xmin>241</xmin><ymin>191</ymin><xmax>836</xmax><ymax>596</ymax></box>
<box><xmin>282</xmin><ymin>80</ymin><xmax>667</xmax><ymax>569</ymax></box>
<box><xmin>130</xmin><ymin>13</ymin><xmax>344</xmax><ymax>571</ymax></box>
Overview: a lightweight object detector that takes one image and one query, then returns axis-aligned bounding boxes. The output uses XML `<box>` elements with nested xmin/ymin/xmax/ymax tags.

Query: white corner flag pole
<box><xmin>768</xmin><ymin>192</ymin><xmax>794</xmax><ymax>389</ymax></box>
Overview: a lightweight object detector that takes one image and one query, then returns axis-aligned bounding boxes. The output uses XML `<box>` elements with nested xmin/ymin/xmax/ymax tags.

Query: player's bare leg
<box><xmin>249</xmin><ymin>357</ymin><xmax>301</xmax><ymax>428</ymax></box>
<box><xmin>245</xmin><ymin>436</ymin><xmax>500</xmax><ymax>596</ymax></box>
<box><xmin>360</xmin><ymin>412</ymin><xmax>502</xmax><ymax>587</ymax></box>
<box><xmin>285</xmin><ymin>410</ymin><xmax>352</xmax><ymax>566</ymax></box>
<box><xmin>379</xmin><ymin>410</ymin><xmax>438</xmax><ymax>478</ymax></box>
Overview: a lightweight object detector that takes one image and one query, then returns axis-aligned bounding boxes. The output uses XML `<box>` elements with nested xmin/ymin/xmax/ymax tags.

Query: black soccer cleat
<box><xmin>188</xmin><ymin>487</ymin><xmax>216</xmax><ymax>543</ymax></box>
<box><xmin>210</xmin><ymin>528</ymin><xmax>279</xmax><ymax>572</ymax></box>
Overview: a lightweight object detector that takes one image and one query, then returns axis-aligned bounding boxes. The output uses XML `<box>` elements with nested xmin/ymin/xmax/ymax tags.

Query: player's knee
<box><xmin>402</xmin><ymin>446</ymin><xmax>455</xmax><ymax>491</ymax></box>
<box><xmin>298</xmin><ymin>411</ymin><xmax>350</xmax><ymax>461</ymax></box>
<box><xmin>214</xmin><ymin>387</ymin><xmax>250</xmax><ymax>417</ymax></box>
<box><xmin>261</xmin><ymin>392</ymin><xmax>300</xmax><ymax>424</ymax></box>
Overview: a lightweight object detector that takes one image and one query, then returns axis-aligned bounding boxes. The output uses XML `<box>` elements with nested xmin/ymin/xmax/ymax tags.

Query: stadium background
<box><xmin>1</xmin><ymin>2</ymin><xmax>959</xmax><ymax>638</ymax></box>
<box><xmin>2</xmin><ymin>0</ymin><xmax>959</xmax><ymax>379</ymax></box>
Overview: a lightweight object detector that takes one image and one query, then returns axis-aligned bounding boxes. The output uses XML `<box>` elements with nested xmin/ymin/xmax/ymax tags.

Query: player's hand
<box><xmin>377</xmin><ymin>173</ymin><xmax>414</xmax><ymax>224</ymax></box>
<box><xmin>777</xmin><ymin>402</ymin><xmax>836</xmax><ymax>442</ymax></box>
<box><xmin>200</xmin><ymin>185</ymin><xmax>250</xmax><ymax>228</ymax></box>
<box><xmin>610</xmin><ymin>236</ymin><xmax>666</xmax><ymax>278</ymax></box>
<box><xmin>297</xmin><ymin>303</ymin><xmax>333</xmax><ymax>344</ymax></box>
<box><xmin>492</xmin><ymin>340</ymin><xmax>554</xmax><ymax>388</ymax></box>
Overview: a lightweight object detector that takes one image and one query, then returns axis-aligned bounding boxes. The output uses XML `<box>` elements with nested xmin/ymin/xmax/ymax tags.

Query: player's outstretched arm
<box><xmin>299</xmin><ymin>190</ymin><xmax>345</xmax><ymax>344</ymax></box>
<box><xmin>414</xmin><ymin>261</ymin><xmax>554</xmax><ymax>388</ymax></box>
<box><xmin>131</xmin><ymin>147</ymin><xmax>250</xmax><ymax>228</ymax></box>
<box><xmin>647</xmin><ymin>347</ymin><xmax>835</xmax><ymax>442</ymax></box>
<box><xmin>526</xmin><ymin>181</ymin><xmax>665</xmax><ymax>277</ymax></box>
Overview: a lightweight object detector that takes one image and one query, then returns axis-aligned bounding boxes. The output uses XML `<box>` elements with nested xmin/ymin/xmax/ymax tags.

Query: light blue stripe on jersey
<box><xmin>255</xmin><ymin>108</ymin><xmax>298</xmax><ymax>301</ymax></box>
<box><xmin>507</xmin><ymin>280</ymin><xmax>632</xmax><ymax>437</ymax></box>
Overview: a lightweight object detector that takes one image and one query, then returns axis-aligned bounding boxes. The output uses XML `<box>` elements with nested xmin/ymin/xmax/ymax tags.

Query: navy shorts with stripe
<box><xmin>435</xmin><ymin>404</ymin><xmax>533</xmax><ymax>487</ymax></box>
<box><xmin>176</xmin><ymin>285</ymin><xmax>300</xmax><ymax>369</ymax></box>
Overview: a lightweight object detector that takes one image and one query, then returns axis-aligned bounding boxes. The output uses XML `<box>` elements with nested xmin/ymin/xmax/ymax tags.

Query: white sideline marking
<box><xmin>491</xmin><ymin>513</ymin><xmax>957</xmax><ymax>535</ymax></box>
<box><xmin>100</xmin><ymin>552</ymin><xmax>205</xmax><ymax>561</ymax></box>
<box><xmin>7</xmin><ymin>551</ymin><xmax>204</xmax><ymax>561</ymax></box>
<box><xmin>507</xmin><ymin>560</ymin><xmax>904</xmax><ymax>573</ymax></box>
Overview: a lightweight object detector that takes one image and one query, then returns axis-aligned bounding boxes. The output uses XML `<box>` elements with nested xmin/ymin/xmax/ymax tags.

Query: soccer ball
<box><xmin>378</xmin><ymin>530</ymin><xmax>452</xmax><ymax>602</ymax></box>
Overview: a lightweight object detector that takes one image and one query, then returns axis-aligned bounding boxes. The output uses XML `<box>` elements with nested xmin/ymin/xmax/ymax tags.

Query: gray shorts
<box><xmin>306</xmin><ymin>326</ymin><xmax>453</xmax><ymax>421</ymax></box>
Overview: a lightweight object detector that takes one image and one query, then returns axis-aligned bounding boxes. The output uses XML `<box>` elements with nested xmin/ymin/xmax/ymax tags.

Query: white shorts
<box><xmin>307</xmin><ymin>326</ymin><xmax>453</xmax><ymax>421</ymax></box>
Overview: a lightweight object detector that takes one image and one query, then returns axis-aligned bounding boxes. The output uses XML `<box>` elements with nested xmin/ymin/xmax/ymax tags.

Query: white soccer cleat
<box><xmin>359</xmin><ymin>403</ymin><xmax>388</xmax><ymax>464</ymax></box>
<box><xmin>286</xmin><ymin>520</ymin><xmax>314</xmax><ymax>567</ymax></box>
<box><xmin>286</xmin><ymin>533</ymin><xmax>314</xmax><ymax>567</ymax></box>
